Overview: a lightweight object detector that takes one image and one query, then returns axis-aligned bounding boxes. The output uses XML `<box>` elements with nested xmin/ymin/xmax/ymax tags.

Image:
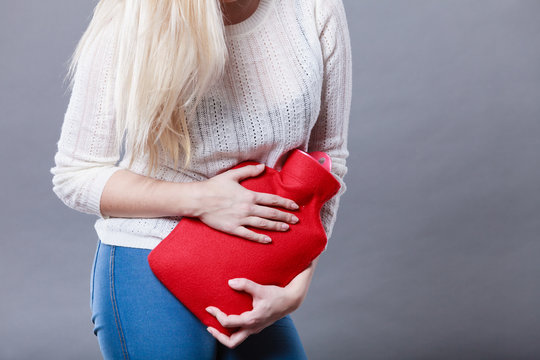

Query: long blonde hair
<box><xmin>65</xmin><ymin>0</ymin><xmax>229</xmax><ymax>176</ymax></box>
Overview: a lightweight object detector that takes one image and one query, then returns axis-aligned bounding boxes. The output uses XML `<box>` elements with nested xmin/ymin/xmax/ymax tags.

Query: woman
<box><xmin>50</xmin><ymin>0</ymin><xmax>352</xmax><ymax>358</ymax></box>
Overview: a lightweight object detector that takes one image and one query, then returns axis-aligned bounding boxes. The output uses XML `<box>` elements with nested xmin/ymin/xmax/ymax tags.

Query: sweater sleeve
<box><xmin>50</xmin><ymin>29</ymin><xmax>122</xmax><ymax>219</ymax></box>
<box><xmin>309</xmin><ymin>0</ymin><xmax>353</xmax><ymax>248</ymax></box>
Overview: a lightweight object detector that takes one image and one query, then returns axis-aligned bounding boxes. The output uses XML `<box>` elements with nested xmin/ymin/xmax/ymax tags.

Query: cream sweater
<box><xmin>50</xmin><ymin>0</ymin><xmax>352</xmax><ymax>251</ymax></box>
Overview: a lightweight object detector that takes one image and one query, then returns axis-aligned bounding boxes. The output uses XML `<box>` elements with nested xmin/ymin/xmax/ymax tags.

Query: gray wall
<box><xmin>1</xmin><ymin>0</ymin><xmax>539</xmax><ymax>359</ymax></box>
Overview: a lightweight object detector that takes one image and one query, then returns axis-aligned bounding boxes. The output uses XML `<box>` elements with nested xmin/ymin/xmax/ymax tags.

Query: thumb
<box><xmin>228</xmin><ymin>278</ymin><xmax>262</xmax><ymax>296</ymax></box>
<box><xmin>229</xmin><ymin>164</ymin><xmax>265</xmax><ymax>182</ymax></box>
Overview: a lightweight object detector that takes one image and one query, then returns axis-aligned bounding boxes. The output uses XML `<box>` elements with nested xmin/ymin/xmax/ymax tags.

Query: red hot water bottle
<box><xmin>147</xmin><ymin>149</ymin><xmax>341</xmax><ymax>336</ymax></box>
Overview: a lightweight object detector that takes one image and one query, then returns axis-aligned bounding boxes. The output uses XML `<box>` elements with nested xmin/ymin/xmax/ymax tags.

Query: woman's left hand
<box><xmin>205</xmin><ymin>278</ymin><xmax>303</xmax><ymax>349</ymax></box>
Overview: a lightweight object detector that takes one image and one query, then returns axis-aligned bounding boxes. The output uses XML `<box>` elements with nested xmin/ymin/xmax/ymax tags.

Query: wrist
<box><xmin>167</xmin><ymin>180</ymin><xmax>206</xmax><ymax>218</ymax></box>
<box><xmin>283</xmin><ymin>258</ymin><xmax>319</xmax><ymax>311</ymax></box>
<box><xmin>284</xmin><ymin>281</ymin><xmax>308</xmax><ymax>311</ymax></box>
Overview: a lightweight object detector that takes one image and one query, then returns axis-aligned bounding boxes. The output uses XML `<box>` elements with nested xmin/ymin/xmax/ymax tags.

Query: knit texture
<box><xmin>50</xmin><ymin>0</ymin><xmax>352</xmax><ymax>251</ymax></box>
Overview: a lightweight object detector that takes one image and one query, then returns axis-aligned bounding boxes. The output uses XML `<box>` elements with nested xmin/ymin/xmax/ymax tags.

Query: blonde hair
<box><xmin>65</xmin><ymin>0</ymin><xmax>229</xmax><ymax>177</ymax></box>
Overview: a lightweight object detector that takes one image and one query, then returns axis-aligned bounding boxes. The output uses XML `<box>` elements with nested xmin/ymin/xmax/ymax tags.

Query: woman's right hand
<box><xmin>196</xmin><ymin>164</ymin><xmax>299</xmax><ymax>244</ymax></box>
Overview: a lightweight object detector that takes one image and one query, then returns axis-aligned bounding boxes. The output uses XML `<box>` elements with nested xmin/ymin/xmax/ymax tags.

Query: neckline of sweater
<box><xmin>224</xmin><ymin>0</ymin><xmax>274</xmax><ymax>38</ymax></box>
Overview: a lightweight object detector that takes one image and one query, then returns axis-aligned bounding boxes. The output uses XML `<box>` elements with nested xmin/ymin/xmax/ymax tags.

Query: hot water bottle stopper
<box><xmin>147</xmin><ymin>148</ymin><xmax>341</xmax><ymax>336</ymax></box>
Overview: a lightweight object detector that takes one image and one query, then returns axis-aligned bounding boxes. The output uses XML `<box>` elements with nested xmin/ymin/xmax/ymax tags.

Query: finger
<box><xmin>206</xmin><ymin>306</ymin><xmax>256</xmax><ymax>328</ymax></box>
<box><xmin>244</xmin><ymin>216</ymin><xmax>290</xmax><ymax>232</ymax></box>
<box><xmin>228</xmin><ymin>164</ymin><xmax>265</xmax><ymax>182</ymax></box>
<box><xmin>229</xmin><ymin>328</ymin><xmax>252</xmax><ymax>349</ymax></box>
<box><xmin>207</xmin><ymin>326</ymin><xmax>251</xmax><ymax>349</ymax></box>
<box><xmin>232</xmin><ymin>226</ymin><xmax>272</xmax><ymax>244</ymax></box>
<box><xmin>252</xmin><ymin>191</ymin><xmax>299</xmax><ymax>210</ymax></box>
<box><xmin>228</xmin><ymin>278</ymin><xmax>263</xmax><ymax>297</ymax></box>
<box><xmin>206</xmin><ymin>326</ymin><xmax>233</xmax><ymax>347</ymax></box>
<box><xmin>250</xmin><ymin>204</ymin><xmax>299</xmax><ymax>224</ymax></box>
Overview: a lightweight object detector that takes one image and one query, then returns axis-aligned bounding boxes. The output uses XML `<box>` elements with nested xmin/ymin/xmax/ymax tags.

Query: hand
<box><xmin>197</xmin><ymin>163</ymin><xmax>300</xmax><ymax>244</ymax></box>
<box><xmin>205</xmin><ymin>278</ymin><xmax>303</xmax><ymax>349</ymax></box>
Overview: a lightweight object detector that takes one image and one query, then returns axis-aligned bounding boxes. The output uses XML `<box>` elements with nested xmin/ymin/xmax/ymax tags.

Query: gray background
<box><xmin>1</xmin><ymin>0</ymin><xmax>539</xmax><ymax>359</ymax></box>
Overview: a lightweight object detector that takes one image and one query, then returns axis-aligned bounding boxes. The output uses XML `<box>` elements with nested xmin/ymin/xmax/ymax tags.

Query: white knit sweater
<box><xmin>50</xmin><ymin>0</ymin><xmax>352</xmax><ymax>251</ymax></box>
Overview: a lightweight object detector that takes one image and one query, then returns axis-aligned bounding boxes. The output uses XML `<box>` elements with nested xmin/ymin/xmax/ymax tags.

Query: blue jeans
<box><xmin>90</xmin><ymin>239</ymin><xmax>308</xmax><ymax>359</ymax></box>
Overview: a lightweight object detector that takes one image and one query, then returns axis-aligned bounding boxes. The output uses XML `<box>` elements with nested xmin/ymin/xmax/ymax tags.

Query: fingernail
<box><xmin>257</xmin><ymin>164</ymin><xmax>264</xmax><ymax>168</ymax></box>
<box><xmin>291</xmin><ymin>202</ymin><xmax>299</xmax><ymax>209</ymax></box>
<box><xmin>262</xmin><ymin>236</ymin><xmax>272</xmax><ymax>243</ymax></box>
<box><xmin>206</xmin><ymin>307</ymin><xmax>212</xmax><ymax>313</ymax></box>
<box><xmin>292</xmin><ymin>216</ymin><xmax>299</xmax><ymax>223</ymax></box>
<box><xmin>281</xmin><ymin>223</ymin><xmax>289</xmax><ymax>230</ymax></box>
<box><xmin>228</xmin><ymin>279</ymin><xmax>239</xmax><ymax>286</ymax></box>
